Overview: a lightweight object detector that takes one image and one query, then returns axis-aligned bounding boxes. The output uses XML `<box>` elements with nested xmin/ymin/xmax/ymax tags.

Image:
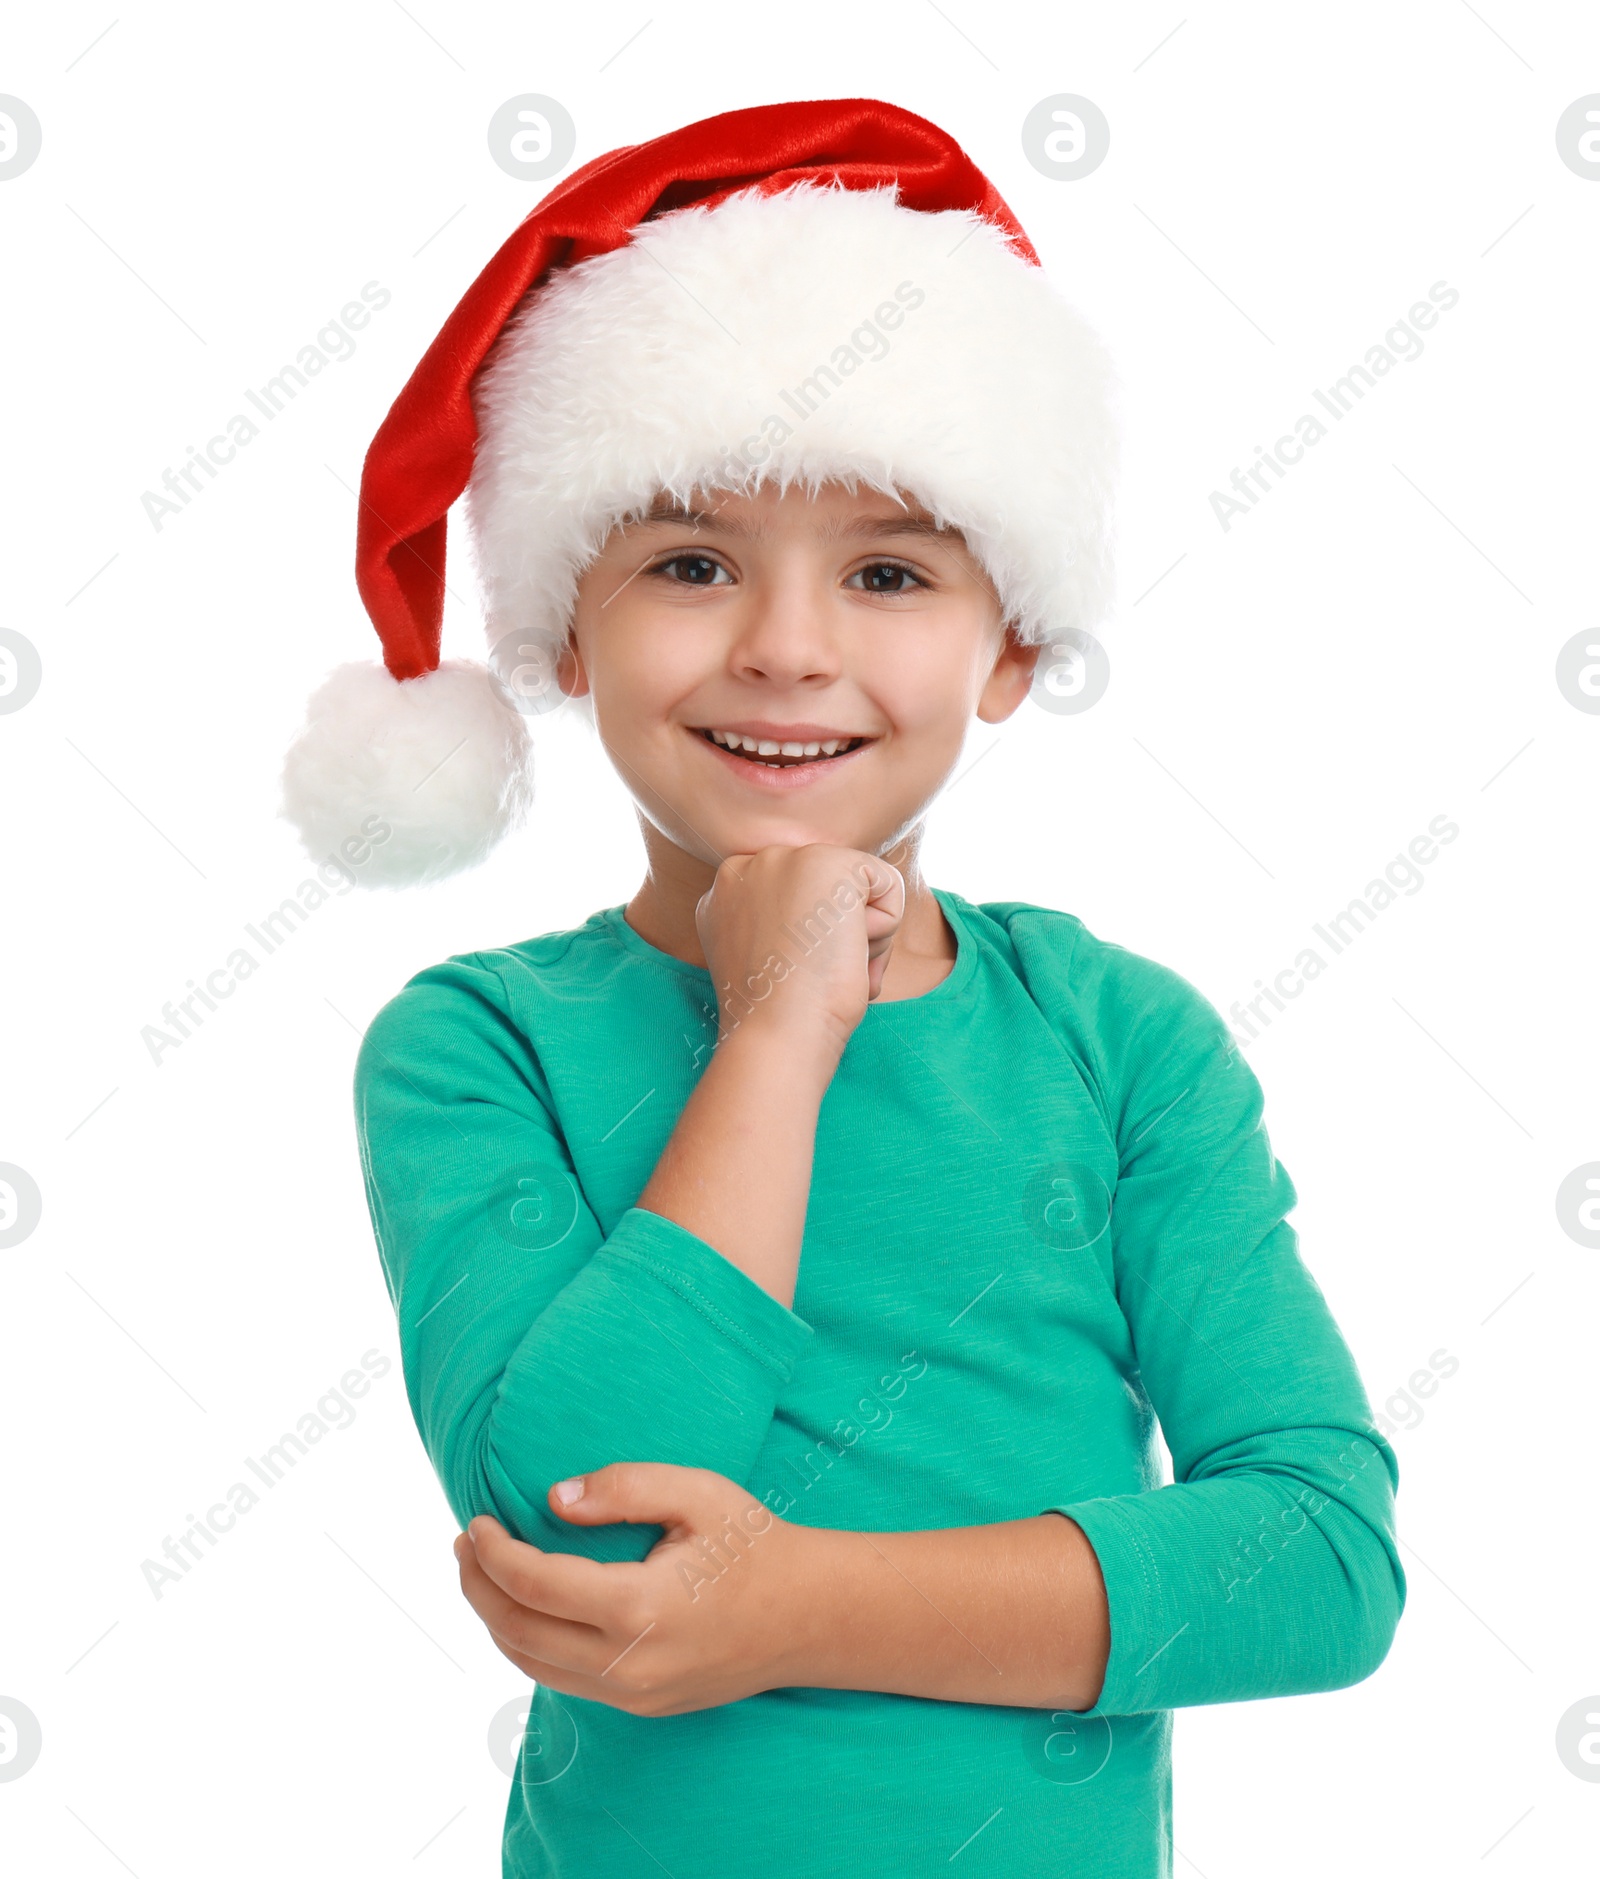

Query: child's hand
<box><xmin>452</xmin><ymin>1463</ymin><xmax>824</xmax><ymax>1718</ymax></box>
<box><xmin>696</xmin><ymin>844</ymin><xmax>904</xmax><ymax>1057</ymax></box>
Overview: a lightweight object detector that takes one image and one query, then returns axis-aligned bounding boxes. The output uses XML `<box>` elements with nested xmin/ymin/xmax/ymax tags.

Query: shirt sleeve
<box><xmin>1039</xmin><ymin>930</ymin><xmax>1406</xmax><ymax>1716</ymax></box>
<box><xmin>353</xmin><ymin>954</ymin><xmax>815</xmax><ymax>1561</ymax></box>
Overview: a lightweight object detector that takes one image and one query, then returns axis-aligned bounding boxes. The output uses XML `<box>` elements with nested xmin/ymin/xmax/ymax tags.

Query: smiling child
<box><xmin>283</xmin><ymin>99</ymin><xmax>1404</xmax><ymax>1879</ymax></box>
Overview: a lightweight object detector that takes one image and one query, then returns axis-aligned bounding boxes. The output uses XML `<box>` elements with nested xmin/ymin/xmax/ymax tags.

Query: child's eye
<box><xmin>651</xmin><ymin>553</ymin><xmax>730</xmax><ymax>586</ymax></box>
<box><xmin>849</xmin><ymin>561</ymin><xmax>925</xmax><ymax>594</ymax></box>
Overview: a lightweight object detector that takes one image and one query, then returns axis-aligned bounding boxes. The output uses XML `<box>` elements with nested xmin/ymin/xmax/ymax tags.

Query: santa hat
<box><xmin>281</xmin><ymin>97</ymin><xmax>1119</xmax><ymax>888</ymax></box>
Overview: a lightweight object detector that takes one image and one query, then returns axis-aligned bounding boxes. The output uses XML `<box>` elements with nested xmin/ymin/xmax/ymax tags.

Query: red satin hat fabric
<box><xmin>357</xmin><ymin>97</ymin><xmax>1037</xmax><ymax>679</ymax></box>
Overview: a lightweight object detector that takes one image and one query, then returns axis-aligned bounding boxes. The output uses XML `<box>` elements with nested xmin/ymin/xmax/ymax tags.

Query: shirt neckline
<box><xmin>596</xmin><ymin>885</ymin><xmax>979</xmax><ymax>1010</ymax></box>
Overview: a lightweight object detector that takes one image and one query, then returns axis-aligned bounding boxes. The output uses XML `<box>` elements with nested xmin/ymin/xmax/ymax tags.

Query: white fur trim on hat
<box><xmin>466</xmin><ymin>180</ymin><xmax>1120</xmax><ymax>675</ymax></box>
<box><xmin>280</xmin><ymin>659</ymin><xmax>532</xmax><ymax>887</ymax></box>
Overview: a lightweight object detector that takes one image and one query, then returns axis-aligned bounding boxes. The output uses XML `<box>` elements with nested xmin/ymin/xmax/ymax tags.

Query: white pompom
<box><xmin>281</xmin><ymin>659</ymin><xmax>533</xmax><ymax>887</ymax></box>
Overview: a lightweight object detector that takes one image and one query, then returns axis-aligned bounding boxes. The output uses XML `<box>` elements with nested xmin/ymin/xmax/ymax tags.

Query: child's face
<box><xmin>563</xmin><ymin>480</ymin><xmax>1040</xmax><ymax>868</ymax></box>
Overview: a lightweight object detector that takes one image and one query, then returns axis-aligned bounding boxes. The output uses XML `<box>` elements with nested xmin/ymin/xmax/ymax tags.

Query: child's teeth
<box><xmin>704</xmin><ymin>729</ymin><xmax>865</xmax><ymax>761</ymax></box>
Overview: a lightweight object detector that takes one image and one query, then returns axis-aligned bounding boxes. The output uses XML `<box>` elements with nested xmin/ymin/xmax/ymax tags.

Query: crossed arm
<box><xmin>453</xmin><ymin>1460</ymin><xmax>1111</xmax><ymax>1718</ymax></box>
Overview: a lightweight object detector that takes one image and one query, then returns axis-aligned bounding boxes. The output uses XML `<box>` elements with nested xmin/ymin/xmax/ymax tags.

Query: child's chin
<box><xmin>721</xmin><ymin>804</ymin><xmax>887</xmax><ymax>861</ymax></box>
<box><xmin>718</xmin><ymin>817</ymin><xmax>842</xmax><ymax>850</ymax></box>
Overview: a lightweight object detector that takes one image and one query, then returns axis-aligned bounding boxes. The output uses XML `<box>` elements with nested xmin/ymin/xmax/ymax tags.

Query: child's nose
<box><xmin>725</xmin><ymin>584</ymin><xmax>846</xmax><ymax>686</ymax></box>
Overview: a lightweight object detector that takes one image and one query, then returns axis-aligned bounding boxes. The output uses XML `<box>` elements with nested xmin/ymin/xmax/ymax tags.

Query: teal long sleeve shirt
<box><xmin>354</xmin><ymin>888</ymin><xmax>1404</xmax><ymax>1878</ymax></box>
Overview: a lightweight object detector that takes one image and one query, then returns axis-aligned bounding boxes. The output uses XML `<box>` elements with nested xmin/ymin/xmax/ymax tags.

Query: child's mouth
<box><xmin>691</xmin><ymin>725</ymin><xmax>867</xmax><ymax>770</ymax></box>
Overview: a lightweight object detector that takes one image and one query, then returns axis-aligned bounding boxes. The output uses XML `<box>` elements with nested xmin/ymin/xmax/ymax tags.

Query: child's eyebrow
<box><xmin>826</xmin><ymin>513</ymin><xmax>955</xmax><ymax>541</ymax></box>
<box><xmin>636</xmin><ymin>499</ymin><xmax>742</xmax><ymax>532</ymax></box>
<box><xmin>634</xmin><ymin>496</ymin><xmax>956</xmax><ymax>542</ymax></box>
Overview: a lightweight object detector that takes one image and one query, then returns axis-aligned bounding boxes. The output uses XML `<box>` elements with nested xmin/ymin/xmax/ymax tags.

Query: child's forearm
<box><xmin>779</xmin><ymin>1512</ymin><xmax>1111</xmax><ymax>1712</ymax></box>
<box><xmin>635</xmin><ymin>1023</ymin><xmax>838</xmax><ymax>1313</ymax></box>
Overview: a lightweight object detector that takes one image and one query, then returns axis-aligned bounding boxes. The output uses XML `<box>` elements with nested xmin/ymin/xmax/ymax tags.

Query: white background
<box><xmin>3</xmin><ymin>3</ymin><xmax>1597</xmax><ymax>1873</ymax></box>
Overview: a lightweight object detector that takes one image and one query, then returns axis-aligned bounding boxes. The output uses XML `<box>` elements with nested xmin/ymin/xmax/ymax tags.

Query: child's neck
<box><xmin>622</xmin><ymin>832</ymin><xmax>958</xmax><ymax>1001</ymax></box>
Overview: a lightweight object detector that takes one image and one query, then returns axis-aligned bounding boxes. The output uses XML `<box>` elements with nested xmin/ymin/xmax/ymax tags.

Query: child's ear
<box><xmin>976</xmin><ymin>624</ymin><xmax>1042</xmax><ymax>725</ymax></box>
<box><xmin>558</xmin><ymin>634</ymin><xmax>590</xmax><ymax>701</ymax></box>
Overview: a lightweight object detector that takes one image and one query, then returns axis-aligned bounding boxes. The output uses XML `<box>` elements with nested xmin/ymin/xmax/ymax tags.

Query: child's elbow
<box><xmin>1353</xmin><ymin>1562</ymin><xmax>1406</xmax><ymax>1684</ymax></box>
<box><xmin>1326</xmin><ymin>1532</ymin><xmax>1407</xmax><ymax>1692</ymax></box>
<box><xmin>471</xmin><ymin>1424</ymin><xmax>658</xmax><ymax>1563</ymax></box>
<box><xmin>1271</xmin><ymin>1487</ymin><xmax>1407</xmax><ymax>1697</ymax></box>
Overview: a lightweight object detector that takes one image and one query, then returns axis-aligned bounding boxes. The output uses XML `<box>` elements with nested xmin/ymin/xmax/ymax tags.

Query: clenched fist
<box><xmin>695</xmin><ymin>843</ymin><xmax>905</xmax><ymax>1060</ymax></box>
